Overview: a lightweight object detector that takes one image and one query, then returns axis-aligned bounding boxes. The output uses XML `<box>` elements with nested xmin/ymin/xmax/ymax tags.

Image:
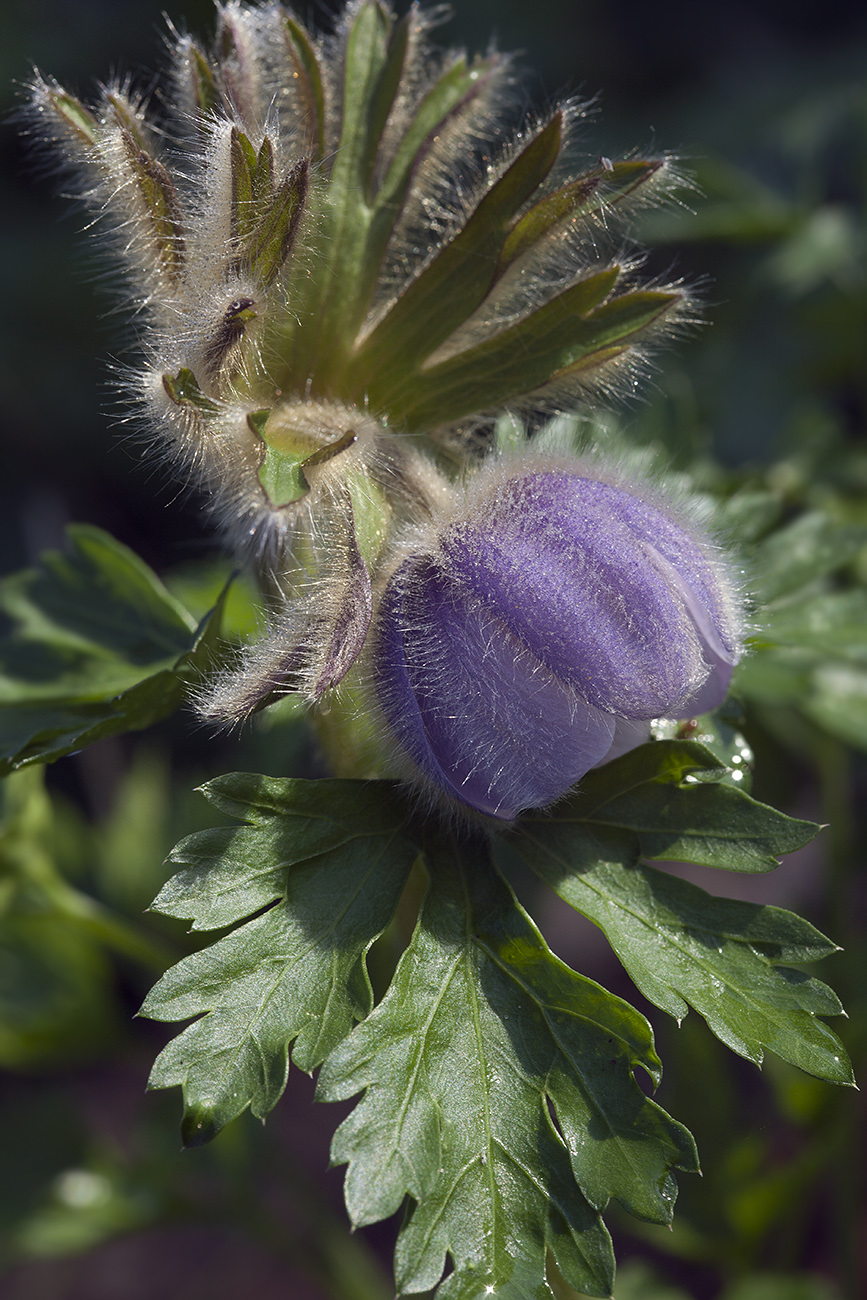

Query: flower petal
<box><xmin>375</xmin><ymin>557</ymin><xmax>615</xmax><ymax>819</ymax></box>
<box><xmin>442</xmin><ymin>471</ymin><xmax>737</xmax><ymax>718</ymax></box>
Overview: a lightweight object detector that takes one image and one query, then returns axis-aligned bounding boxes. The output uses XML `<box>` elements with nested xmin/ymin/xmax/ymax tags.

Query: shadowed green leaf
<box><xmin>802</xmin><ymin>663</ymin><xmax>867</xmax><ymax>750</ymax></box>
<box><xmin>651</xmin><ymin>704</ymin><xmax>755</xmax><ymax>791</ymax></box>
<box><xmin>764</xmin><ymin>589</ymin><xmax>867</xmax><ymax>662</ymax></box>
<box><xmin>320</xmin><ymin>837</ymin><xmax>699</xmax><ymax>1298</ymax></box>
<box><xmin>116</xmin><ymin>127</ymin><xmax>185</xmax><ymax>282</ymax></box>
<box><xmin>283</xmin><ymin>17</ymin><xmax>326</xmax><ymax>159</ymax></box>
<box><xmin>142</xmin><ymin>776</ymin><xmax>415</xmax><ymax>1141</ymax></box>
<box><xmin>498</xmin><ymin>159</ymin><xmax>665</xmax><ymax>273</ymax></box>
<box><xmin>0</xmin><ymin>527</ymin><xmax>221</xmax><ymax>774</ymax></box>
<box><xmin>186</xmin><ymin>42</ymin><xmax>219</xmax><ymax>115</ymax></box>
<box><xmin>525</xmin><ymin>741</ymin><xmax>817</xmax><ymax>874</ymax></box>
<box><xmin>248</xmin><ymin>159</ymin><xmax>308</xmax><ymax>285</ymax></box>
<box><xmin>375</xmin><ymin>55</ymin><xmax>497</xmax><ymax>217</ymax></box>
<box><xmin>44</xmin><ymin>86</ymin><xmax>99</xmax><ymax>146</ymax></box>
<box><xmin>386</xmin><ymin>281</ymin><xmax>678</xmax><ymax>427</ymax></box>
<box><xmin>162</xmin><ymin>368</ymin><xmax>219</xmax><ymax>414</ymax></box>
<box><xmin>229</xmin><ymin>127</ymin><xmax>258</xmax><ymax>237</ymax></box>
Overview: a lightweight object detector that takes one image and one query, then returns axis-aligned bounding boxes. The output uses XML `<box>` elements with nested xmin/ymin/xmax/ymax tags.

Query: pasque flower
<box><xmin>25</xmin><ymin>0</ymin><xmax>690</xmax><ymax>724</ymax></box>
<box><xmin>373</xmin><ymin>455</ymin><xmax>742</xmax><ymax>820</ymax></box>
<box><xmin>25</xmin><ymin>1</ymin><xmax>734</xmax><ymax>807</ymax></box>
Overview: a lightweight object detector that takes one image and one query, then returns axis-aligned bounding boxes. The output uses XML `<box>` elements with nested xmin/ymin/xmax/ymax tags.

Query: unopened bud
<box><xmin>372</xmin><ymin>456</ymin><xmax>743</xmax><ymax>820</ymax></box>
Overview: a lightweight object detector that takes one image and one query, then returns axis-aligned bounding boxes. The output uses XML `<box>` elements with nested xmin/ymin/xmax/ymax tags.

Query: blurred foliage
<box><xmin>1</xmin><ymin>1</ymin><xmax>865</xmax><ymax>1297</ymax></box>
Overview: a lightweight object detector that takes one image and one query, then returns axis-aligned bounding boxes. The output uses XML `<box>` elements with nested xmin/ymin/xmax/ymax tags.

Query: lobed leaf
<box><xmin>655</xmin><ymin>704</ymin><xmax>755</xmax><ymax>791</ymax></box>
<box><xmin>0</xmin><ymin>526</ymin><xmax>219</xmax><ymax>774</ymax></box>
<box><xmin>520</xmin><ymin>741</ymin><xmax>818</xmax><ymax>875</ymax></box>
<box><xmin>511</xmin><ymin>842</ymin><xmax>852</xmax><ymax>1085</ymax></box>
<box><xmin>143</xmin><ymin>776</ymin><xmax>416</xmax><ymax>1144</ymax></box>
<box><xmin>320</xmin><ymin>837</ymin><xmax>699</xmax><ymax>1298</ymax></box>
<box><xmin>507</xmin><ymin>744</ymin><xmax>849</xmax><ymax>1083</ymax></box>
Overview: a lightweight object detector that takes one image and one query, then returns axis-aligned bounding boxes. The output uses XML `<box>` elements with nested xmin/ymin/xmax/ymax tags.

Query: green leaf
<box><xmin>353</xmin><ymin>54</ymin><xmax>501</xmax><ymax>343</ymax></box>
<box><xmin>763</xmin><ymin>589</ymin><xmax>867</xmax><ymax>662</ymax></box>
<box><xmin>717</xmin><ymin>487</ymin><xmax>783</xmax><ymax>545</ymax></box>
<box><xmin>388</xmin><ymin>280</ymin><xmax>678</xmax><ymax>428</ymax></box>
<box><xmin>242</xmin><ymin>158</ymin><xmax>309</xmax><ymax>287</ymax></box>
<box><xmin>524</xmin><ymin>741</ymin><xmax>818</xmax><ymax>875</ymax></box>
<box><xmin>0</xmin><ymin>913</ymin><xmax>119</xmax><ymax>1069</ymax></box>
<box><xmin>331</xmin><ymin>0</ymin><xmax>393</xmax><ymax>198</ymax></box>
<box><xmin>283</xmin><ymin>17</ymin><xmax>326</xmax><ymax>160</ymax></box>
<box><xmin>752</xmin><ymin>512</ymin><xmax>867</xmax><ymax>603</ymax></box>
<box><xmin>652</xmin><ymin>704</ymin><xmax>755</xmax><ymax>791</ymax></box>
<box><xmin>802</xmin><ymin>663</ymin><xmax>867</xmax><ymax>750</ymax></box>
<box><xmin>302</xmin><ymin>0</ymin><xmax>392</xmax><ymax>362</ymax></box>
<box><xmin>375</xmin><ymin>56</ymin><xmax>497</xmax><ymax>219</ymax></box>
<box><xmin>510</xmin><ymin>840</ymin><xmax>853</xmax><ymax>1084</ymax></box>
<box><xmin>229</xmin><ymin>127</ymin><xmax>258</xmax><ymax>238</ymax></box>
<box><xmin>116</xmin><ymin>127</ymin><xmax>185</xmax><ymax>283</ymax></box>
<box><xmin>142</xmin><ymin>776</ymin><xmax>415</xmax><ymax>1144</ymax></box>
<box><xmin>722</xmin><ymin>1274</ymin><xmax>843</xmax><ymax>1300</ymax></box>
<box><xmin>0</xmin><ymin>527</ymin><xmax>218</xmax><ymax>774</ymax></box>
<box><xmin>185</xmin><ymin>42</ymin><xmax>219</xmax><ymax>115</ymax></box>
<box><xmin>163</xmin><ymin>559</ymin><xmax>260</xmax><ymax>641</ymax></box>
<box><xmin>320</xmin><ymin>837</ymin><xmax>699</xmax><ymax>1298</ymax></box>
<box><xmin>356</xmin><ymin>112</ymin><xmax>564</xmax><ymax>386</ymax></box>
<box><xmin>43</xmin><ymin>85</ymin><xmax>99</xmax><ymax>146</ymax></box>
<box><xmin>498</xmin><ymin>158</ymin><xmax>664</xmax><ymax>274</ymax></box>
<box><xmin>162</xmin><ymin>368</ymin><xmax>219</xmax><ymax>414</ymax></box>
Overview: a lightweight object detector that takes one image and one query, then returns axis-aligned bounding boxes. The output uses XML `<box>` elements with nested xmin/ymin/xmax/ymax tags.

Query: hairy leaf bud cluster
<box><xmin>24</xmin><ymin>0</ymin><xmax>737</xmax><ymax>817</ymax></box>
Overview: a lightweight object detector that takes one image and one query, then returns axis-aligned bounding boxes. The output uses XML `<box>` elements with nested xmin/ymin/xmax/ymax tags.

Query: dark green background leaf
<box><xmin>750</xmin><ymin>513</ymin><xmax>867</xmax><ymax>604</ymax></box>
<box><xmin>0</xmin><ymin>526</ymin><xmax>219</xmax><ymax>774</ymax></box>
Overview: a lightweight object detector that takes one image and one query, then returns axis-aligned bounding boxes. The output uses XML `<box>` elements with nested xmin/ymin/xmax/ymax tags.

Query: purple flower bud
<box><xmin>373</xmin><ymin>461</ymin><xmax>741</xmax><ymax>820</ymax></box>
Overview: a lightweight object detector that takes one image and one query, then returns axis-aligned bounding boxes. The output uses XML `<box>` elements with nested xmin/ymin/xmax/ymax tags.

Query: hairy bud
<box><xmin>372</xmin><ymin>455</ymin><xmax>743</xmax><ymax>820</ymax></box>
